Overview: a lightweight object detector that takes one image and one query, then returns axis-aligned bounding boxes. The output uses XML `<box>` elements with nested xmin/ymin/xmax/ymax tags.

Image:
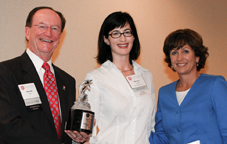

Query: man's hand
<box><xmin>65</xmin><ymin>130</ymin><xmax>91</xmax><ymax>143</ymax></box>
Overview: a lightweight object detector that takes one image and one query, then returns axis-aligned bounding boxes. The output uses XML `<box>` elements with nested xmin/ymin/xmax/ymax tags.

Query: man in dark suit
<box><xmin>0</xmin><ymin>6</ymin><xmax>75</xmax><ymax>144</ymax></box>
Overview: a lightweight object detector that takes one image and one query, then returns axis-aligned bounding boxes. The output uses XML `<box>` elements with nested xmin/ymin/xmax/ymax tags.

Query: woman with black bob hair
<box><xmin>67</xmin><ymin>11</ymin><xmax>156</xmax><ymax>144</ymax></box>
<box><xmin>149</xmin><ymin>29</ymin><xmax>227</xmax><ymax>144</ymax></box>
<box><xmin>97</xmin><ymin>11</ymin><xmax>140</xmax><ymax>64</ymax></box>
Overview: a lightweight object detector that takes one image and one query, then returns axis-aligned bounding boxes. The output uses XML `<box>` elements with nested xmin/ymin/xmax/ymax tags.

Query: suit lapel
<box><xmin>53</xmin><ymin>65</ymin><xmax>69</xmax><ymax>132</ymax></box>
<box><xmin>20</xmin><ymin>52</ymin><xmax>56</xmax><ymax>130</ymax></box>
<box><xmin>180</xmin><ymin>76</ymin><xmax>202</xmax><ymax>107</ymax></box>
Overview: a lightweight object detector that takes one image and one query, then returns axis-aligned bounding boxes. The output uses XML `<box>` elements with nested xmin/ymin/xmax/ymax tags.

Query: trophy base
<box><xmin>65</xmin><ymin>109</ymin><xmax>94</xmax><ymax>134</ymax></box>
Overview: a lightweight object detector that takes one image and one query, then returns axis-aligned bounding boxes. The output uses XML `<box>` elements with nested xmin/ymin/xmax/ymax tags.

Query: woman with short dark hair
<box><xmin>149</xmin><ymin>29</ymin><xmax>227</xmax><ymax>144</ymax></box>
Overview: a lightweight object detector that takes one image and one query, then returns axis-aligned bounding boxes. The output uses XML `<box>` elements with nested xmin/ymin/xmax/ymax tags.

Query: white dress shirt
<box><xmin>85</xmin><ymin>60</ymin><xmax>156</xmax><ymax>144</ymax></box>
<box><xmin>26</xmin><ymin>48</ymin><xmax>62</xmax><ymax>119</ymax></box>
<box><xmin>26</xmin><ymin>48</ymin><xmax>54</xmax><ymax>85</ymax></box>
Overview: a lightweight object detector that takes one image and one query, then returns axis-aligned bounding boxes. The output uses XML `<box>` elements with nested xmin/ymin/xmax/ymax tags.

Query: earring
<box><xmin>196</xmin><ymin>62</ymin><xmax>199</xmax><ymax>67</ymax></box>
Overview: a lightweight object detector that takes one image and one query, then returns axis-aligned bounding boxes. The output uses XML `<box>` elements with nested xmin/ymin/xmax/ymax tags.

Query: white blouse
<box><xmin>176</xmin><ymin>88</ymin><xmax>190</xmax><ymax>105</ymax></box>
<box><xmin>85</xmin><ymin>60</ymin><xmax>156</xmax><ymax>144</ymax></box>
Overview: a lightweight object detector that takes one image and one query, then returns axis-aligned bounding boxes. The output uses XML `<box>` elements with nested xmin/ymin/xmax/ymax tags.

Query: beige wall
<box><xmin>1</xmin><ymin>0</ymin><xmax>227</xmax><ymax>100</ymax></box>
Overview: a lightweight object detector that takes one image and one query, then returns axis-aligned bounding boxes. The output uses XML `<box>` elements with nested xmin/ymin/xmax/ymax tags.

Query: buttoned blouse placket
<box><xmin>115</xmin><ymin>64</ymin><xmax>138</xmax><ymax>143</ymax></box>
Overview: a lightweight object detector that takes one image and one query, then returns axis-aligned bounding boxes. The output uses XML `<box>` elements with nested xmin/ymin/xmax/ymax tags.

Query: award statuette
<box><xmin>66</xmin><ymin>80</ymin><xmax>94</xmax><ymax>134</ymax></box>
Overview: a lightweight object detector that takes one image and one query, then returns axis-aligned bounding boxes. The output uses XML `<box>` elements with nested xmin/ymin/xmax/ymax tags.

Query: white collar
<box><xmin>26</xmin><ymin>48</ymin><xmax>53</xmax><ymax>73</ymax></box>
<box><xmin>101</xmin><ymin>60</ymin><xmax>148</xmax><ymax>72</ymax></box>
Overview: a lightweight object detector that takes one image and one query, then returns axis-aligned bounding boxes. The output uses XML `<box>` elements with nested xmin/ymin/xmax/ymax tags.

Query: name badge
<box><xmin>18</xmin><ymin>83</ymin><xmax>42</xmax><ymax>111</ymax></box>
<box><xmin>126</xmin><ymin>74</ymin><xmax>148</xmax><ymax>94</ymax></box>
<box><xmin>188</xmin><ymin>140</ymin><xmax>200</xmax><ymax>144</ymax></box>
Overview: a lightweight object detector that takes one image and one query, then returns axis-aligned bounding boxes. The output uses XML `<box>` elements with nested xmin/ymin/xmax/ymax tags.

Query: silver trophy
<box><xmin>66</xmin><ymin>80</ymin><xmax>94</xmax><ymax>134</ymax></box>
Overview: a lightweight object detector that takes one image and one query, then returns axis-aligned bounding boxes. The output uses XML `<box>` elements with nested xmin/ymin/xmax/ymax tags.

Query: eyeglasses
<box><xmin>109</xmin><ymin>30</ymin><xmax>133</xmax><ymax>38</ymax></box>
<box><xmin>32</xmin><ymin>24</ymin><xmax>61</xmax><ymax>34</ymax></box>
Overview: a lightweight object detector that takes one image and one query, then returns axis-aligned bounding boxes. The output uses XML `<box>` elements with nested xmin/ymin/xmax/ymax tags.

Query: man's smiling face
<box><xmin>25</xmin><ymin>8</ymin><xmax>62</xmax><ymax>61</ymax></box>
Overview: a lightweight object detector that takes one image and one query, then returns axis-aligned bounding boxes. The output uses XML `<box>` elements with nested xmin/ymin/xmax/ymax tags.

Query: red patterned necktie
<box><xmin>42</xmin><ymin>62</ymin><xmax>61</xmax><ymax>139</ymax></box>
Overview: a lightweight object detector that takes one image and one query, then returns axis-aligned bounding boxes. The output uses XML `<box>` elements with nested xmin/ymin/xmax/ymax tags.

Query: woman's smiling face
<box><xmin>104</xmin><ymin>23</ymin><xmax>134</xmax><ymax>59</ymax></box>
<box><xmin>170</xmin><ymin>44</ymin><xmax>200</xmax><ymax>76</ymax></box>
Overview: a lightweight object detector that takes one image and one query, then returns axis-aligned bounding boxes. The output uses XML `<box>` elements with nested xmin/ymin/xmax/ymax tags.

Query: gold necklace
<box><xmin>120</xmin><ymin>66</ymin><xmax>133</xmax><ymax>72</ymax></box>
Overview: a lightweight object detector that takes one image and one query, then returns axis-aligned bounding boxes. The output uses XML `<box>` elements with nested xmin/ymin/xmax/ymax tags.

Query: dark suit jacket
<box><xmin>0</xmin><ymin>52</ymin><xmax>75</xmax><ymax>144</ymax></box>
